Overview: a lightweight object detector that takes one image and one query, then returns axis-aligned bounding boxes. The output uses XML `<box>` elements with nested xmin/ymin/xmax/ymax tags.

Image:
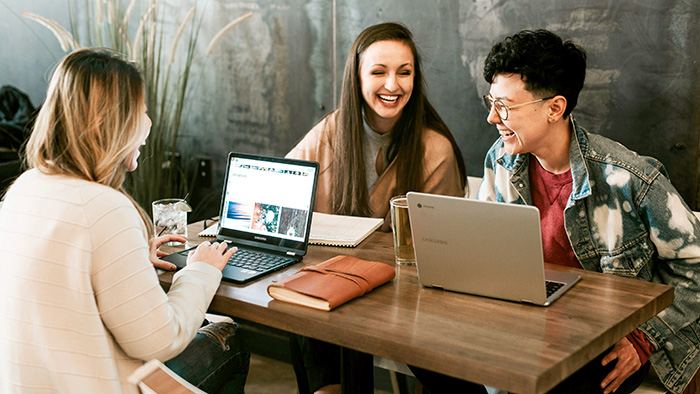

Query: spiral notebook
<box><xmin>199</xmin><ymin>212</ymin><xmax>382</xmax><ymax>247</ymax></box>
<box><xmin>198</xmin><ymin>222</ymin><xmax>219</xmax><ymax>237</ymax></box>
<box><xmin>308</xmin><ymin>213</ymin><xmax>383</xmax><ymax>247</ymax></box>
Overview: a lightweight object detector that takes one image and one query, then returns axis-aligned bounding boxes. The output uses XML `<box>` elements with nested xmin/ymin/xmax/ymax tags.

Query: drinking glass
<box><xmin>152</xmin><ymin>198</ymin><xmax>189</xmax><ymax>245</ymax></box>
<box><xmin>390</xmin><ymin>195</ymin><xmax>416</xmax><ymax>265</ymax></box>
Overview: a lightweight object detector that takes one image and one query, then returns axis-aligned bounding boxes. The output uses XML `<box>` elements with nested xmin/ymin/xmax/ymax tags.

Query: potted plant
<box><xmin>23</xmin><ymin>0</ymin><xmax>252</xmax><ymax>210</ymax></box>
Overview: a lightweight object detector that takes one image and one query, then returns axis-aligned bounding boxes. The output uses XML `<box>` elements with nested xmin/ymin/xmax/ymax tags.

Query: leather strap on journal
<box><xmin>298</xmin><ymin>266</ymin><xmax>372</xmax><ymax>294</ymax></box>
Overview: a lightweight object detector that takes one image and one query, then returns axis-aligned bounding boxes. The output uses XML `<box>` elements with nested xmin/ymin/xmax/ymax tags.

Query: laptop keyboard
<box><xmin>545</xmin><ymin>280</ymin><xmax>565</xmax><ymax>297</ymax></box>
<box><xmin>175</xmin><ymin>246</ymin><xmax>296</xmax><ymax>273</ymax></box>
<box><xmin>226</xmin><ymin>249</ymin><xmax>296</xmax><ymax>273</ymax></box>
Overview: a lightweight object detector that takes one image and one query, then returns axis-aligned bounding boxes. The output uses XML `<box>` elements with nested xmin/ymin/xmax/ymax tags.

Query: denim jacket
<box><xmin>478</xmin><ymin>119</ymin><xmax>700</xmax><ymax>394</ymax></box>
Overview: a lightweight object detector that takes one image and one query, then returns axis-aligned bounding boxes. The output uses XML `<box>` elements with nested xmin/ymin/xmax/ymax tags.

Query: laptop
<box><xmin>406</xmin><ymin>192</ymin><xmax>580</xmax><ymax>306</ymax></box>
<box><xmin>164</xmin><ymin>152</ymin><xmax>319</xmax><ymax>284</ymax></box>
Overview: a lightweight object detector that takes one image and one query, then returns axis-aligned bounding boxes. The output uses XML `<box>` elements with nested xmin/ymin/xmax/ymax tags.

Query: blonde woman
<box><xmin>0</xmin><ymin>48</ymin><xmax>249</xmax><ymax>394</ymax></box>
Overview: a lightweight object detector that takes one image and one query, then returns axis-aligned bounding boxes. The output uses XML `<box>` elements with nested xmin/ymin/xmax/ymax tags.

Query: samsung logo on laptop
<box><xmin>254</xmin><ymin>235</ymin><xmax>267</xmax><ymax>241</ymax></box>
<box><xmin>422</xmin><ymin>237</ymin><xmax>447</xmax><ymax>245</ymax></box>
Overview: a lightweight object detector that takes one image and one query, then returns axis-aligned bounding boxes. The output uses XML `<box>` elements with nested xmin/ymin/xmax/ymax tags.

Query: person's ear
<box><xmin>548</xmin><ymin>95</ymin><xmax>568</xmax><ymax>123</ymax></box>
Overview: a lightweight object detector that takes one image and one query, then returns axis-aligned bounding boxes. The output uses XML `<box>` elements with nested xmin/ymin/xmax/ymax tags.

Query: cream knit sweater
<box><xmin>0</xmin><ymin>169</ymin><xmax>222</xmax><ymax>393</ymax></box>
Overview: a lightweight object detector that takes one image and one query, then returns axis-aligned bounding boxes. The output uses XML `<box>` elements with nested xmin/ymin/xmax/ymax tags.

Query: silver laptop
<box><xmin>164</xmin><ymin>152</ymin><xmax>319</xmax><ymax>284</ymax></box>
<box><xmin>406</xmin><ymin>192</ymin><xmax>580</xmax><ymax>306</ymax></box>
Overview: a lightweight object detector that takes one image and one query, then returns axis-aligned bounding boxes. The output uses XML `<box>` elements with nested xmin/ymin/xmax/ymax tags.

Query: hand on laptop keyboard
<box><xmin>188</xmin><ymin>241</ymin><xmax>238</xmax><ymax>272</ymax></box>
<box><xmin>150</xmin><ymin>234</ymin><xmax>189</xmax><ymax>271</ymax></box>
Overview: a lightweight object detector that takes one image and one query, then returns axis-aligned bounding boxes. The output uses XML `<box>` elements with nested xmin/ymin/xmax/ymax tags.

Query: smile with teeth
<box><xmin>500</xmin><ymin>130</ymin><xmax>515</xmax><ymax>138</ymax></box>
<box><xmin>379</xmin><ymin>94</ymin><xmax>399</xmax><ymax>103</ymax></box>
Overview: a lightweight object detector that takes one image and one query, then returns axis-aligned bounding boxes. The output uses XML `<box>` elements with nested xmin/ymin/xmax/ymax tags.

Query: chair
<box><xmin>128</xmin><ymin>359</ymin><xmax>206</xmax><ymax>394</ymax></box>
<box><xmin>373</xmin><ymin>356</ymin><xmax>418</xmax><ymax>394</ymax></box>
<box><xmin>466</xmin><ymin>176</ymin><xmax>482</xmax><ymax>199</ymax></box>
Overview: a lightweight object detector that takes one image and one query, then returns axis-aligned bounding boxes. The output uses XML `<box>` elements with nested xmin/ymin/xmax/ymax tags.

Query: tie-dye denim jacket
<box><xmin>478</xmin><ymin>120</ymin><xmax>700</xmax><ymax>394</ymax></box>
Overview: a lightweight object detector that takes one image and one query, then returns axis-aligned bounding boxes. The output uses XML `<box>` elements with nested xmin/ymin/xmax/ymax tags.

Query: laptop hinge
<box><xmin>286</xmin><ymin>251</ymin><xmax>296</xmax><ymax>256</ymax></box>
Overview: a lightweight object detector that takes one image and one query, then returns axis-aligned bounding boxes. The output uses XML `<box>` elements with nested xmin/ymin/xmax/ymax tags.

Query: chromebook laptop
<box><xmin>164</xmin><ymin>152</ymin><xmax>319</xmax><ymax>284</ymax></box>
<box><xmin>406</xmin><ymin>192</ymin><xmax>580</xmax><ymax>306</ymax></box>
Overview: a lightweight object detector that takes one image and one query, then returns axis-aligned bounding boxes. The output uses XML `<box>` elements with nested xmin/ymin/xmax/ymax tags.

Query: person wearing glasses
<box><xmin>479</xmin><ymin>29</ymin><xmax>700</xmax><ymax>394</ymax></box>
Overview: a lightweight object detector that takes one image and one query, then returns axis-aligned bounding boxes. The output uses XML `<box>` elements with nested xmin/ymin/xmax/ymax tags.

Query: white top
<box><xmin>0</xmin><ymin>169</ymin><xmax>222</xmax><ymax>394</ymax></box>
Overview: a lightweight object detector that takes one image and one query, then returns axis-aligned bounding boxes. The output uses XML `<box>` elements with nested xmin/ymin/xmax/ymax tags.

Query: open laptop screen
<box><xmin>217</xmin><ymin>152</ymin><xmax>318</xmax><ymax>254</ymax></box>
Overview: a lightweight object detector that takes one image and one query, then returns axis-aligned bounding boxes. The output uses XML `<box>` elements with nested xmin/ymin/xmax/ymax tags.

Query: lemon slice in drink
<box><xmin>173</xmin><ymin>200</ymin><xmax>193</xmax><ymax>212</ymax></box>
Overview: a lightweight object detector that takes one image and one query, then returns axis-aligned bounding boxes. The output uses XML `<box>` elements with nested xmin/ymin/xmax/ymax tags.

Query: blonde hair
<box><xmin>25</xmin><ymin>48</ymin><xmax>153</xmax><ymax>235</ymax></box>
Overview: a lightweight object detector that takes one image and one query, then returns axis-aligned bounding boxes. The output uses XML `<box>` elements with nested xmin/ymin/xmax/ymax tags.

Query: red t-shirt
<box><xmin>529</xmin><ymin>156</ymin><xmax>579</xmax><ymax>268</ymax></box>
<box><xmin>529</xmin><ymin>156</ymin><xmax>654</xmax><ymax>363</ymax></box>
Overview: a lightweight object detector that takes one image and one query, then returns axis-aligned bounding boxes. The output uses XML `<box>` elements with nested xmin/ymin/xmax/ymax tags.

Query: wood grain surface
<box><xmin>159</xmin><ymin>221</ymin><xmax>673</xmax><ymax>393</ymax></box>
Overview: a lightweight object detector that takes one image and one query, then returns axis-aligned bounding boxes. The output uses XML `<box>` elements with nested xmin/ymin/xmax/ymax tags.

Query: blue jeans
<box><xmin>165</xmin><ymin>321</ymin><xmax>250</xmax><ymax>394</ymax></box>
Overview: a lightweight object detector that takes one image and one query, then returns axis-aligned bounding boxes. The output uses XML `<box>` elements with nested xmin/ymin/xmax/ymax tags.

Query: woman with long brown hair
<box><xmin>0</xmin><ymin>48</ymin><xmax>248</xmax><ymax>394</ymax></box>
<box><xmin>287</xmin><ymin>22</ymin><xmax>467</xmax><ymax>231</ymax></box>
<box><xmin>287</xmin><ymin>23</ymin><xmax>484</xmax><ymax>394</ymax></box>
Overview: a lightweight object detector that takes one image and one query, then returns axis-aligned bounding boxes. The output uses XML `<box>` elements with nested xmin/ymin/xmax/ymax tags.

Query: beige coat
<box><xmin>0</xmin><ymin>170</ymin><xmax>222</xmax><ymax>394</ymax></box>
<box><xmin>287</xmin><ymin>112</ymin><xmax>464</xmax><ymax>231</ymax></box>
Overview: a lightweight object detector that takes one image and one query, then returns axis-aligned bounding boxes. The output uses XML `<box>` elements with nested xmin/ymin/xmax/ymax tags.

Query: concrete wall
<box><xmin>2</xmin><ymin>0</ymin><xmax>699</xmax><ymax>211</ymax></box>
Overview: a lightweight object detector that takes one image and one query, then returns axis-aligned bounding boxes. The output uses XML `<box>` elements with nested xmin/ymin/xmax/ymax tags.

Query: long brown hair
<box><xmin>25</xmin><ymin>48</ymin><xmax>153</xmax><ymax>236</ymax></box>
<box><xmin>331</xmin><ymin>22</ymin><xmax>466</xmax><ymax>216</ymax></box>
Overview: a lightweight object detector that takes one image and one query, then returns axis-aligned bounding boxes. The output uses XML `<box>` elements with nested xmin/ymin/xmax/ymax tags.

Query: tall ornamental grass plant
<box><xmin>23</xmin><ymin>0</ymin><xmax>252</xmax><ymax>209</ymax></box>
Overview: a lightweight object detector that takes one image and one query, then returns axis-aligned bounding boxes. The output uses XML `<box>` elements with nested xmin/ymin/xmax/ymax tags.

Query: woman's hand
<box><xmin>149</xmin><ymin>234</ymin><xmax>188</xmax><ymax>270</ymax></box>
<box><xmin>187</xmin><ymin>241</ymin><xmax>238</xmax><ymax>272</ymax></box>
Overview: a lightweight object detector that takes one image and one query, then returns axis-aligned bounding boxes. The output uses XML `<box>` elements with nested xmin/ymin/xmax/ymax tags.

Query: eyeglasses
<box><xmin>482</xmin><ymin>94</ymin><xmax>555</xmax><ymax>120</ymax></box>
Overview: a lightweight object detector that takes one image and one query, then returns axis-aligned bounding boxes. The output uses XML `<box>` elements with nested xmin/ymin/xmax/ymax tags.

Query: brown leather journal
<box><xmin>267</xmin><ymin>255</ymin><xmax>396</xmax><ymax>311</ymax></box>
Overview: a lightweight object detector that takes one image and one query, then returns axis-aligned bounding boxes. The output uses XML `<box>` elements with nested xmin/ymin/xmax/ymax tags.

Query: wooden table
<box><xmin>159</xmin><ymin>221</ymin><xmax>673</xmax><ymax>394</ymax></box>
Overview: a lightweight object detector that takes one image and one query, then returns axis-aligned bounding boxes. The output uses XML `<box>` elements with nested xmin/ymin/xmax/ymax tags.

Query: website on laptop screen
<box><xmin>220</xmin><ymin>156</ymin><xmax>317</xmax><ymax>244</ymax></box>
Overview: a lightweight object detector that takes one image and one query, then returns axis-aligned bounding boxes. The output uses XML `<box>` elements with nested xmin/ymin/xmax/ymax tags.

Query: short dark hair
<box><xmin>483</xmin><ymin>29</ymin><xmax>586</xmax><ymax>118</ymax></box>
